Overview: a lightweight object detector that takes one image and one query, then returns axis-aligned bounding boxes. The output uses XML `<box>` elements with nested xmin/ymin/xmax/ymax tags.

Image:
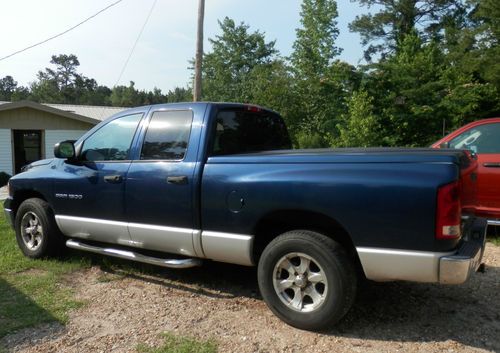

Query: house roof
<box><xmin>0</xmin><ymin>100</ymin><xmax>128</xmax><ymax>124</ymax></box>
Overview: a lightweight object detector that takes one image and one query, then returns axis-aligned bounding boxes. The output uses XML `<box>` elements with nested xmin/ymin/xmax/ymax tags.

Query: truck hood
<box><xmin>21</xmin><ymin>158</ymin><xmax>55</xmax><ymax>171</ymax></box>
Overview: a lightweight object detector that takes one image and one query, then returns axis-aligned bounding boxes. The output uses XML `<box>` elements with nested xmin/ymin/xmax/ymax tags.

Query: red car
<box><xmin>432</xmin><ymin>118</ymin><xmax>500</xmax><ymax>225</ymax></box>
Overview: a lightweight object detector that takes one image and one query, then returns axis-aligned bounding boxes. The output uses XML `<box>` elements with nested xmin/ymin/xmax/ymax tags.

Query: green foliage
<box><xmin>137</xmin><ymin>333</ymin><xmax>217</xmax><ymax>353</ymax></box>
<box><xmin>349</xmin><ymin>0</ymin><xmax>465</xmax><ymax>61</ymax></box>
<box><xmin>291</xmin><ymin>0</ymin><xmax>341</xmax><ymax>78</ymax></box>
<box><xmin>288</xmin><ymin>0</ymin><xmax>355</xmax><ymax>146</ymax></box>
<box><xmin>202</xmin><ymin>17</ymin><xmax>278</xmax><ymax>102</ymax></box>
<box><xmin>2</xmin><ymin>0</ymin><xmax>499</xmax><ymax>149</ymax></box>
<box><xmin>337</xmin><ymin>90</ymin><xmax>380</xmax><ymax>147</ymax></box>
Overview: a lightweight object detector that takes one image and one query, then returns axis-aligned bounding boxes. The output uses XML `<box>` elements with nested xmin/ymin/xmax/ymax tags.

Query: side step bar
<box><xmin>487</xmin><ymin>219</ymin><xmax>500</xmax><ymax>226</ymax></box>
<box><xmin>66</xmin><ymin>239</ymin><xmax>202</xmax><ymax>269</ymax></box>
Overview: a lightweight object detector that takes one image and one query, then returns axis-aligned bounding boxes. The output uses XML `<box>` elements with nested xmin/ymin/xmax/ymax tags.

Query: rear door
<box><xmin>125</xmin><ymin>106</ymin><xmax>205</xmax><ymax>256</ymax></box>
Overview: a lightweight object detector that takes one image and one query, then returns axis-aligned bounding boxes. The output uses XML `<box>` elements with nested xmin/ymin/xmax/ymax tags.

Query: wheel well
<box><xmin>11</xmin><ymin>190</ymin><xmax>47</xmax><ymax>218</ymax></box>
<box><xmin>252</xmin><ymin>210</ymin><xmax>361</xmax><ymax>270</ymax></box>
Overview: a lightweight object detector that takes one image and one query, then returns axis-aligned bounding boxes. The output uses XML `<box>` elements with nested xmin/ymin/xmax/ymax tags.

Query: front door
<box><xmin>53</xmin><ymin>112</ymin><xmax>145</xmax><ymax>245</ymax></box>
<box><xmin>13</xmin><ymin>130</ymin><xmax>42</xmax><ymax>173</ymax></box>
<box><xmin>125</xmin><ymin>109</ymin><xmax>198</xmax><ymax>256</ymax></box>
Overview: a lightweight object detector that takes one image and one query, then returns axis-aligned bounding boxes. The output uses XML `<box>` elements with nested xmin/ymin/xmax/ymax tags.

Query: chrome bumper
<box><xmin>439</xmin><ymin>218</ymin><xmax>487</xmax><ymax>284</ymax></box>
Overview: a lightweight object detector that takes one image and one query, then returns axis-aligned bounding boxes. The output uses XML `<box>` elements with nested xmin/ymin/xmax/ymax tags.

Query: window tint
<box><xmin>81</xmin><ymin>113</ymin><xmax>142</xmax><ymax>161</ymax></box>
<box><xmin>449</xmin><ymin>122</ymin><xmax>500</xmax><ymax>154</ymax></box>
<box><xmin>140</xmin><ymin>110</ymin><xmax>193</xmax><ymax>160</ymax></box>
<box><xmin>211</xmin><ymin>109</ymin><xmax>291</xmax><ymax>156</ymax></box>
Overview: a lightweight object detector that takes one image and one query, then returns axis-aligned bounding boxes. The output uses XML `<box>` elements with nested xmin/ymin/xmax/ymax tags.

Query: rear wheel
<box><xmin>15</xmin><ymin>198</ymin><xmax>64</xmax><ymax>258</ymax></box>
<box><xmin>258</xmin><ymin>230</ymin><xmax>357</xmax><ymax>330</ymax></box>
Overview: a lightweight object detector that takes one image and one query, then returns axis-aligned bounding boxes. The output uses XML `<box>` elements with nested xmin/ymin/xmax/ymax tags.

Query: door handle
<box><xmin>483</xmin><ymin>162</ymin><xmax>500</xmax><ymax>168</ymax></box>
<box><xmin>104</xmin><ymin>175</ymin><xmax>123</xmax><ymax>183</ymax></box>
<box><xmin>167</xmin><ymin>175</ymin><xmax>188</xmax><ymax>185</ymax></box>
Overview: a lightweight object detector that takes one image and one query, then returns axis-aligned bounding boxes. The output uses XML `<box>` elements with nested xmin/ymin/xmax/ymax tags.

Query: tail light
<box><xmin>436</xmin><ymin>181</ymin><xmax>461</xmax><ymax>239</ymax></box>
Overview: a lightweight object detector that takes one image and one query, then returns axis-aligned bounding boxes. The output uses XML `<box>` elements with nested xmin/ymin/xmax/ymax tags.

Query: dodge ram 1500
<box><xmin>4</xmin><ymin>102</ymin><xmax>487</xmax><ymax>330</ymax></box>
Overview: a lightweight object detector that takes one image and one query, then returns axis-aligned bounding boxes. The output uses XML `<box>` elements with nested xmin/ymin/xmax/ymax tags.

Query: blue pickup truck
<box><xmin>3</xmin><ymin>102</ymin><xmax>487</xmax><ymax>330</ymax></box>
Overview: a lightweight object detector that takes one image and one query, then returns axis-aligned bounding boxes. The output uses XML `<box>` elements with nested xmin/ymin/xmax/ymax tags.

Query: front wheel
<box><xmin>257</xmin><ymin>230</ymin><xmax>357</xmax><ymax>330</ymax></box>
<box><xmin>15</xmin><ymin>198</ymin><xmax>64</xmax><ymax>258</ymax></box>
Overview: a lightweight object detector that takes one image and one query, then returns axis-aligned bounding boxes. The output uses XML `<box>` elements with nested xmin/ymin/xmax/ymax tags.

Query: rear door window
<box><xmin>140</xmin><ymin>110</ymin><xmax>193</xmax><ymax>160</ymax></box>
<box><xmin>210</xmin><ymin>109</ymin><xmax>291</xmax><ymax>156</ymax></box>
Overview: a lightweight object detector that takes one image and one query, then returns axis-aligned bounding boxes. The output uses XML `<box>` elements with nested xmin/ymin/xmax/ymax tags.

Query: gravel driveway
<box><xmin>2</xmin><ymin>243</ymin><xmax>499</xmax><ymax>353</ymax></box>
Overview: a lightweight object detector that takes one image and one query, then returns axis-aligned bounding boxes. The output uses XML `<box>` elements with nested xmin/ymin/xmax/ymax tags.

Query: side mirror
<box><xmin>439</xmin><ymin>141</ymin><xmax>450</xmax><ymax>149</ymax></box>
<box><xmin>54</xmin><ymin>140</ymin><xmax>76</xmax><ymax>159</ymax></box>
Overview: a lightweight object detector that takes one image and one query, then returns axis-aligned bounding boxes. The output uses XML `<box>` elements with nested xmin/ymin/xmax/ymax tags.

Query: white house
<box><xmin>0</xmin><ymin>100</ymin><xmax>126</xmax><ymax>175</ymax></box>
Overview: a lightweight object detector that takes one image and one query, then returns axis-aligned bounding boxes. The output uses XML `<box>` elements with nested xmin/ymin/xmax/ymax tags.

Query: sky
<box><xmin>0</xmin><ymin>0</ymin><xmax>368</xmax><ymax>93</ymax></box>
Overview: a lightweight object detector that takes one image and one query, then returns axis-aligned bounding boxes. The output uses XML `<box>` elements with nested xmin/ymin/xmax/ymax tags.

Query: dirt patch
<box><xmin>2</xmin><ymin>243</ymin><xmax>499</xmax><ymax>353</ymax></box>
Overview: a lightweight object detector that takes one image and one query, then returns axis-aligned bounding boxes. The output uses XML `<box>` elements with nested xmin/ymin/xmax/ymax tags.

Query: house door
<box><xmin>13</xmin><ymin>130</ymin><xmax>42</xmax><ymax>174</ymax></box>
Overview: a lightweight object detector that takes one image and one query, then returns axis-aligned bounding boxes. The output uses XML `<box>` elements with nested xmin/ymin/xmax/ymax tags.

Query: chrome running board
<box><xmin>66</xmin><ymin>239</ymin><xmax>202</xmax><ymax>269</ymax></box>
<box><xmin>487</xmin><ymin>220</ymin><xmax>500</xmax><ymax>226</ymax></box>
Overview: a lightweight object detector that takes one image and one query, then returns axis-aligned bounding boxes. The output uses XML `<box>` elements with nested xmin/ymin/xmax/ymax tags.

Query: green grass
<box><xmin>0</xmin><ymin>206</ymin><xmax>90</xmax><ymax>338</ymax></box>
<box><xmin>137</xmin><ymin>333</ymin><xmax>217</xmax><ymax>353</ymax></box>
<box><xmin>489</xmin><ymin>237</ymin><xmax>500</xmax><ymax>246</ymax></box>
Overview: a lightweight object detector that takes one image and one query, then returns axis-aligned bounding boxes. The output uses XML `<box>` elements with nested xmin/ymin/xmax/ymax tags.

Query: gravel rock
<box><xmin>2</xmin><ymin>244</ymin><xmax>499</xmax><ymax>353</ymax></box>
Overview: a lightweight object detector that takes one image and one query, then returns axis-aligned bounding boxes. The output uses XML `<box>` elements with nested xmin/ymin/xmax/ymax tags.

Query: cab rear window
<box><xmin>210</xmin><ymin>109</ymin><xmax>291</xmax><ymax>156</ymax></box>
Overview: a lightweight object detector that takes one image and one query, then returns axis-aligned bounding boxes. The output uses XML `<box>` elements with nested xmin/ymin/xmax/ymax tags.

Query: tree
<box><xmin>291</xmin><ymin>0</ymin><xmax>342</xmax><ymax>78</ymax></box>
<box><xmin>201</xmin><ymin>17</ymin><xmax>278</xmax><ymax>102</ymax></box>
<box><xmin>290</xmin><ymin>0</ymin><xmax>355</xmax><ymax>147</ymax></box>
<box><xmin>0</xmin><ymin>76</ymin><xmax>19</xmax><ymax>101</ymax></box>
<box><xmin>337</xmin><ymin>90</ymin><xmax>380</xmax><ymax>147</ymax></box>
<box><xmin>349</xmin><ymin>0</ymin><xmax>466</xmax><ymax>61</ymax></box>
<box><xmin>31</xmin><ymin>54</ymin><xmax>84</xmax><ymax>103</ymax></box>
<box><xmin>362</xmin><ymin>32</ymin><xmax>448</xmax><ymax>146</ymax></box>
<box><xmin>165</xmin><ymin>87</ymin><xmax>192</xmax><ymax>103</ymax></box>
<box><xmin>110</xmin><ymin>81</ymin><xmax>143</xmax><ymax>107</ymax></box>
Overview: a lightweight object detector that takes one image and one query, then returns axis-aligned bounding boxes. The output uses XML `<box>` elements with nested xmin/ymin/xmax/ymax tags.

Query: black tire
<box><xmin>15</xmin><ymin>198</ymin><xmax>64</xmax><ymax>258</ymax></box>
<box><xmin>257</xmin><ymin>230</ymin><xmax>357</xmax><ymax>331</ymax></box>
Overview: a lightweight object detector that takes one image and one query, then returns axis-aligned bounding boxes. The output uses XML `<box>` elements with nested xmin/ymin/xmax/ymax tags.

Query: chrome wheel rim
<box><xmin>272</xmin><ymin>252</ymin><xmax>328</xmax><ymax>313</ymax></box>
<box><xmin>20</xmin><ymin>212</ymin><xmax>44</xmax><ymax>251</ymax></box>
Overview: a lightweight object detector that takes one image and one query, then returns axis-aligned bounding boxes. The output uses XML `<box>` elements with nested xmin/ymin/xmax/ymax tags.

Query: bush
<box><xmin>0</xmin><ymin>172</ymin><xmax>11</xmax><ymax>187</ymax></box>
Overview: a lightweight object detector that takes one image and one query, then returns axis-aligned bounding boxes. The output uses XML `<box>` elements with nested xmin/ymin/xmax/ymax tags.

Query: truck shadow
<box><xmin>83</xmin><ymin>252</ymin><xmax>499</xmax><ymax>352</ymax></box>
<box><xmin>332</xmin><ymin>265</ymin><xmax>500</xmax><ymax>351</ymax></box>
<box><xmin>0</xmin><ymin>277</ymin><xmax>65</xmax><ymax>350</ymax></box>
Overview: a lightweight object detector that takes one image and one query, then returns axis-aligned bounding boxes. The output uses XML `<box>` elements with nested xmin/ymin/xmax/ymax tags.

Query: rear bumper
<box><xmin>3</xmin><ymin>198</ymin><xmax>14</xmax><ymax>228</ymax></box>
<box><xmin>357</xmin><ymin>217</ymin><xmax>487</xmax><ymax>284</ymax></box>
<box><xmin>439</xmin><ymin>217</ymin><xmax>487</xmax><ymax>284</ymax></box>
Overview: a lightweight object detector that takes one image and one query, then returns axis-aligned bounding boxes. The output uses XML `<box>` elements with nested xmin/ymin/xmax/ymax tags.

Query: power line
<box><xmin>113</xmin><ymin>0</ymin><xmax>158</xmax><ymax>87</ymax></box>
<box><xmin>0</xmin><ymin>0</ymin><xmax>124</xmax><ymax>62</ymax></box>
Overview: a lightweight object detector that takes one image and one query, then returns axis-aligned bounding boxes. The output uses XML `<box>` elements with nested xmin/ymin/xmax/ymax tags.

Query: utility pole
<box><xmin>193</xmin><ymin>0</ymin><xmax>205</xmax><ymax>102</ymax></box>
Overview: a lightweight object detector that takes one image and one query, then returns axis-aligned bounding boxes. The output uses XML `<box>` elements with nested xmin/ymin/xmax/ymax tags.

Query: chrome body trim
<box><xmin>201</xmin><ymin>231</ymin><xmax>254</xmax><ymax>266</ymax></box>
<box><xmin>66</xmin><ymin>239</ymin><xmax>202</xmax><ymax>269</ymax></box>
<box><xmin>128</xmin><ymin>222</ymin><xmax>197</xmax><ymax>257</ymax></box>
<box><xmin>356</xmin><ymin>247</ymin><xmax>454</xmax><ymax>283</ymax></box>
<box><xmin>55</xmin><ymin>215</ymin><xmax>255</xmax><ymax>265</ymax></box>
<box><xmin>55</xmin><ymin>215</ymin><xmax>131</xmax><ymax>245</ymax></box>
<box><xmin>192</xmin><ymin>229</ymin><xmax>205</xmax><ymax>258</ymax></box>
<box><xmin>487</xmin><ymin>219</ymin><xmax>500</xmax><ymax>226</ymax></box>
